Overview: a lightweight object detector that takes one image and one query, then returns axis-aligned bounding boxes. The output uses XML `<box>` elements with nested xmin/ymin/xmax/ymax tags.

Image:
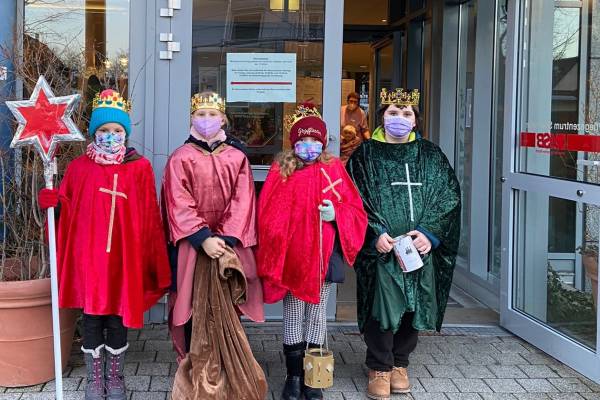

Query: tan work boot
<box><xmin>367</xmin><ymin>370</ymin><xmax>391</xmax><ymax>400</ymax></box>
<box><xmin>391</xmin><ymin>366</ymin><xmax>411</xmax><ymax>393</ymax></box>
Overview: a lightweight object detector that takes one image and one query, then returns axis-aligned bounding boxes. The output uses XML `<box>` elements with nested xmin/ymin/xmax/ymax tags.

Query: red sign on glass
<box><xmin>520</xmin><ymin>132</ymin><xmax>600</xmax><ymax>153</ymax></box>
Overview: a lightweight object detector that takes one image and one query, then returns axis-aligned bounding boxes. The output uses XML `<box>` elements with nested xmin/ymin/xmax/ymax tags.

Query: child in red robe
<box><xmin>256</xmin><ymin>103</ymin><xmax>368</xmax><ymax>400</ymax></box>
<box><xmin>38</xmin><ymin>89</ymin><xmax>171</xmax><ymax>400</ymax></box>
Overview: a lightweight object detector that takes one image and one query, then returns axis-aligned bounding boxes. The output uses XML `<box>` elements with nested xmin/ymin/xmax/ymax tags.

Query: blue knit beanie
<box><xmin>88</xmin><ymin>89</ymin><xmax>131</xmax><ymax>137</ymax></box>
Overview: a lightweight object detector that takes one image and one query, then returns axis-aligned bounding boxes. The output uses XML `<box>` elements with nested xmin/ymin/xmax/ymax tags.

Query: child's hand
<box><xmin>406</xmin><ymin>230</ymin><xmax>432</xmax><ymax>255</ymax></box>
<box><xmin>376</xmin><ymin>233</ymin><xmax>396</xmax><ymax>254</ymax></box>
<box><xmin>201</xmin><ymin>237</ymin><xmax>226</xmax><ymax>259</ymax></box>
<box><xmin>318</xmin><ymin>199</ymin><xmax>336</xmax><ymax>222</ymax></box>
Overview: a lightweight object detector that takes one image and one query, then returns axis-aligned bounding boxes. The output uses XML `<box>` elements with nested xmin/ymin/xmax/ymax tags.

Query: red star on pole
<box><xmin>6</xmin><ymin>75</ymin><xmax>83</xmax><ymax>164</ymax></box>
<box><xmin>4</xmin><ymin>77</ymin><xmax>83</xmax><ymax>400</ymax></box>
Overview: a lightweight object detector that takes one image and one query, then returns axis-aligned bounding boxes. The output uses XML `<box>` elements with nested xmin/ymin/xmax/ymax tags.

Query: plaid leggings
<box><xmin>282</xmin><ymin>283</ymin><xmax>332</xmax><ymax>346</ymax></box>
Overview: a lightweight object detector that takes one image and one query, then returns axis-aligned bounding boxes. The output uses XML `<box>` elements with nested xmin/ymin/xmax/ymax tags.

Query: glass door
<box><xmin>157</xmin><ymin>0</ymin><xmax>345</xmax><ymax>172</ymax></box>
<box><xmin>501</xmin><ymin>0</ymin><xmax>600</xmax><ymax>382</ymax></box>
<box><xmin>164</xmin><ymin>0</ymin><xmax>344</xmax><ymax>320</ymax></box>
<box><xmin>451</xmin><ymin>0</ymin><xmax>505</xmax><ymax>302</ymax></box>
<box><xmin>189</xmin><ymin>0</ymin><xmax>326</xmax><ymax>180</ymax></box>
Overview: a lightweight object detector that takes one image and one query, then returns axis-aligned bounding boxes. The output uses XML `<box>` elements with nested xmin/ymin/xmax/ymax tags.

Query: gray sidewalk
<box><xmin>1</xmin><ymin>323</ymin><xmax>599</xmax><ymax>400</ymax></box>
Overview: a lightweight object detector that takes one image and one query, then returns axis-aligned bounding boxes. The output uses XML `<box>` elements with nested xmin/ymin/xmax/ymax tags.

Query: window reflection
<box><xmin>24</xmin><ymin>0</ymin><xmax>130</xmax><ymax>126</ymax></box>
<box><xmin>514</xmin><ymin>192</ymin><xmax>597</xmax><ymax>350</ymax></box>
<box><xmin>518</xmin><ymin>4</ymin><xmax>600</xmax><ymax>185</ymax></box>
<box><xmin>375</xmin><ymin>43</ymin><xmax>394</xmax><ymax>111</ymax></box>
<box><xmin>191</xmin><ymin>0</ymin><xmax>325</xmax><ymax>166</ymax></box>
<box><xmin>455</xmin><ymin>1</ymin><xmax>477</xmax><ymax>270</ymax></box>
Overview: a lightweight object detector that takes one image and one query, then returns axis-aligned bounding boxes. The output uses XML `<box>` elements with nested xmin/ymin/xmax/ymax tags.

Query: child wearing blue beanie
<box><xmin>38</xmin><ymin>89</ymin><xmax>171</xmax><ymax>400</ymax></box>
<box><xmin>85</xmin><ymin>89</ymin><xmax>132</xmax><ymax>164</ymax></box>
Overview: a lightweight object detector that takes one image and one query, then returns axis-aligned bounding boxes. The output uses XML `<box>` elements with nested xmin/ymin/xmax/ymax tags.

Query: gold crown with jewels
<box><xmin>284</xmin><ymin>103</ymin><xmax>322</xmax><ymax>131</ymax></box>
<box><xmin>92</xmin><ymin>89</ymin><xmax>130</xmax><ymax>112</ymax></box>
<box><xmin>380</xmin><ymin>88</ymin><xmax>420</xmax><ymax>107</ymax></box>
<box><xmin>191</xmin><ymin>92</ymin><xmax>226</xmax><ymax>113</ymax></box>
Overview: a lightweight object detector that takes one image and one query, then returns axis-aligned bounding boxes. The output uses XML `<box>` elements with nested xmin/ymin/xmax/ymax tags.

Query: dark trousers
<box><xmin>363</xmin><ymin>312</ymin><xmax>419</xmax><ymax>371</ymax></box>
<box><xmin>184</xmin><ymin>318</ymin><xmax>193</xmax><ymax>353</ymax></box>
<box><xmin>82</xmin><ymin>313</ymin><xmax>128</xmax><ymax>350</ymax></box>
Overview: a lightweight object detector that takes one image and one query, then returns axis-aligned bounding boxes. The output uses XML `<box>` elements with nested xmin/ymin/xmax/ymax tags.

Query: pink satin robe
<box><xmin>161</xmin><ymin>142</ymin><xmax>264</xmax><ymax>361</ymax></box>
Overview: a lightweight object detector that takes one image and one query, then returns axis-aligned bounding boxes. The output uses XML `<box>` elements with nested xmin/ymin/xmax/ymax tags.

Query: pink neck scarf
<box><xmin>86</xmin><ymin>142</ymin><xmax>125</xmax><ymax>165</ymax></box>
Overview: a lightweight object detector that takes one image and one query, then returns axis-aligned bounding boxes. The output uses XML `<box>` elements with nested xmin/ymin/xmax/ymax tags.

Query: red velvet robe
<box><xmin>256</xmin><ymin>157</ymin><xmax>368</xmax><ymax>304</ymax></box>
<box><xmin>57</xmin><ymin>154</ymin><xmax>171</xmax><ymax>329</ymax></box>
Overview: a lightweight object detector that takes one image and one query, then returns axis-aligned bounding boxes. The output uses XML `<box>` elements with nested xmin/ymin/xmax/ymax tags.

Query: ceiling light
<box><xmin>270</xmin><ymin>0</ymin><xmax>300</xmax><ymax>11</ymax></box>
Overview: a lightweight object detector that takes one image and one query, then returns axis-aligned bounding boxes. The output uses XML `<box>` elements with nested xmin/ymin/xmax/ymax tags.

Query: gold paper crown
<box><xmin>92</xmin><ymin>89</ymin><xmax>130</xmax><ymax>112</ymax></box>
<box><xmin>191</xmin><ymin>93</ymin><xmax>226</xmax><ymax>113</ymax></box>
<box><xmin>284</xmin><ymin>103</ymin><xmax>322</xmax><ymax>132</ymax></box>
<box><xmin>380</xmin><ymin>88</ymin><xmax>420</xmax><ymax>107</ymax></box>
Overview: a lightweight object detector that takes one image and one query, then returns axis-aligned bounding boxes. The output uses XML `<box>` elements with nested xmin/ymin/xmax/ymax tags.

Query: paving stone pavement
<box><xmin>2</xmin><ymin>323</ymin><xmax>599</xmax><ymax>400</ymax></box>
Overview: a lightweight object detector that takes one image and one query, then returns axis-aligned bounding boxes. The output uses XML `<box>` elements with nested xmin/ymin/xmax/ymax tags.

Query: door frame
<box><xmin>499</xmin><ymin>0</ymin><xmax>600</xmax><ymax>382</ymax></box>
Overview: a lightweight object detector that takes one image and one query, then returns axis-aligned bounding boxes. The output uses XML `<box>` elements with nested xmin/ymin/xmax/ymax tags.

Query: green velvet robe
<box><xmin>347</xmin><ymin>137</ymin><xmax>461</xmax><ymax>333</ymax></box>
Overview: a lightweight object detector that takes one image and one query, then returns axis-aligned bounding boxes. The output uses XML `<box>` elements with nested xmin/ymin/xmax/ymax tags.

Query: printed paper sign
<box><xmin>227</xmin><ymin>53</ymin><xmax>296</xmax><ymax>103</ymax></box>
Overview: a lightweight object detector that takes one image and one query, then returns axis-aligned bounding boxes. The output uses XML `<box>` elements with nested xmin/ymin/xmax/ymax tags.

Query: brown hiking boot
<box><xmin>367</xmin><ymin>370</ymin><xmax>391</xmax><ymax>400</ymax></box>
<box><xmin>391</xmin><ymin>366</ymin><xmax>411</xmax><ymax>393</ymax></box>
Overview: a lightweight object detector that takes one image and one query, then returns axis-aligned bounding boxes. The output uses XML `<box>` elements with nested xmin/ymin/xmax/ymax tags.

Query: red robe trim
<box><xmin>57</xmin><ymin>155</ymin><xmax>171</xmax><ymax>329</ymax></box>
<box><xmin>256</xmin><ymin>157</ymin><xmax>367</xmax><ymax>304</ymax></box>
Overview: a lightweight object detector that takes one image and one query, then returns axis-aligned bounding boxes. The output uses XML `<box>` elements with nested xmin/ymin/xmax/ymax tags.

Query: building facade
<box><xmin>1</xmin><ymin>0</ymin><xmax>599</xmax><ymax>383</ymax></box>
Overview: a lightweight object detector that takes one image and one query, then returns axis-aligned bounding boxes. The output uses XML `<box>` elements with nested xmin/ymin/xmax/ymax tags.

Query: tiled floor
<box><xmin>2</xmin><ymin>322</ymin><xmax>600</xmax><ymax>400</ymax></box>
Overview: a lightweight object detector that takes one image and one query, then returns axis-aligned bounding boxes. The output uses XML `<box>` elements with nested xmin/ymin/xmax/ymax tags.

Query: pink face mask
<box><xmin>192</xmin><ymin>116</ymin><xmax>222</xmax><ymax>138</ymax></box>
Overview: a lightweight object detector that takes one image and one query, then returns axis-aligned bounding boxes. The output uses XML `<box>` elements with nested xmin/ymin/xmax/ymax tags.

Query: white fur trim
<box><xmin>81</xmin><ymin>344</ymin><xmax>104</xmax><ymax>358</ymax></box>
<box><xmin>105</xmin><ymin>343</ymin><xmax>129</xmax><ymax>355</ymax></box>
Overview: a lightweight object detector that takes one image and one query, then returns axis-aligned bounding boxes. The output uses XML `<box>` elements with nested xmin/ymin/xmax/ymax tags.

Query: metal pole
<box><xmin>44</xmin><ymin>160</ymin><xmax>63</xmax><ymax>400</ymax></box>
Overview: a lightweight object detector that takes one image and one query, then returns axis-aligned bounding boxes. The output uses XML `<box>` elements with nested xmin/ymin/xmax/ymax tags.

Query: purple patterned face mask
<box><xmin>384</xmin><ymin>115</ymin><xmax>414</xmax><ymax>138</ymax></box>
<box><xmin>95</xmin><ymin>131</ymin><xmax>125</xmax><ymax>154</ymax></box>
<box><xmin>294</xmin><ymin>141</ymin><xmax>323</xmax><ymax>162</ymax></box>
<box><xmin>192</xmin><ymin>116</ymin><xmax>222</xmax><ymax>138</ymax></box>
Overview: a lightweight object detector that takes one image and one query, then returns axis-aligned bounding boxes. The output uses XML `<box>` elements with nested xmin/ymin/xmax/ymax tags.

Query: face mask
<box><xmin>294</xmin><ymin>141</ymin><xmax>323</xmax><ymax>162</ymax></box>
<box><xmin>384</xmin><ymin>115</ymin><xmax>414</xmax><ymax>138</ymax></box>
<box><xmin>95</xmin><ymin>131</ymin><xmax>125</xmax><ymax>154</ymax></box>
<box><xmin>192</xmin><ymin>116</ymin><xmax>222</xmax><ymax>138</ymax></box>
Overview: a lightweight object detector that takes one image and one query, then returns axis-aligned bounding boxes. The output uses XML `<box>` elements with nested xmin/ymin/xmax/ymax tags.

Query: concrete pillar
<box><xmin>0</xmin><ymin>0</ymin><xmax>17</xmax><ymax>149</ymax></box>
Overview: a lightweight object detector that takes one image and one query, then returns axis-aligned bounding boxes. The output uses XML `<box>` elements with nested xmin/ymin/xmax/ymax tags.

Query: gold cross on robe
<box><xmin>99</xmin><ymin>173</ymin><xmax>128</xmax><ymax>253</ymax></box>
<box><xmin>321</xmin><ymin>167</ymin><xmax>342</xmax><ymax>202</ymax></box>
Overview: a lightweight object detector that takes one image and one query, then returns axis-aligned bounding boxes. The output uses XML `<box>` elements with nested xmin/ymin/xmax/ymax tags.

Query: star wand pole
<box><xmin>44</xmin><ymin>160</ymin><xmax>64</xmax><ymax>400</ymax></box>
<box><xmin>5</xmin><ymin>76</ymin><xmax>84</xmax><ymax>400</ymax></box>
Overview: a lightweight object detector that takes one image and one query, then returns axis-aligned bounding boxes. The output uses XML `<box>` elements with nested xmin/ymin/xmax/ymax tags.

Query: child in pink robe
<box><xmin>160</xmin><ymin>91</ymin><xmax>264</xmax><ymax>361</ymax></box>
